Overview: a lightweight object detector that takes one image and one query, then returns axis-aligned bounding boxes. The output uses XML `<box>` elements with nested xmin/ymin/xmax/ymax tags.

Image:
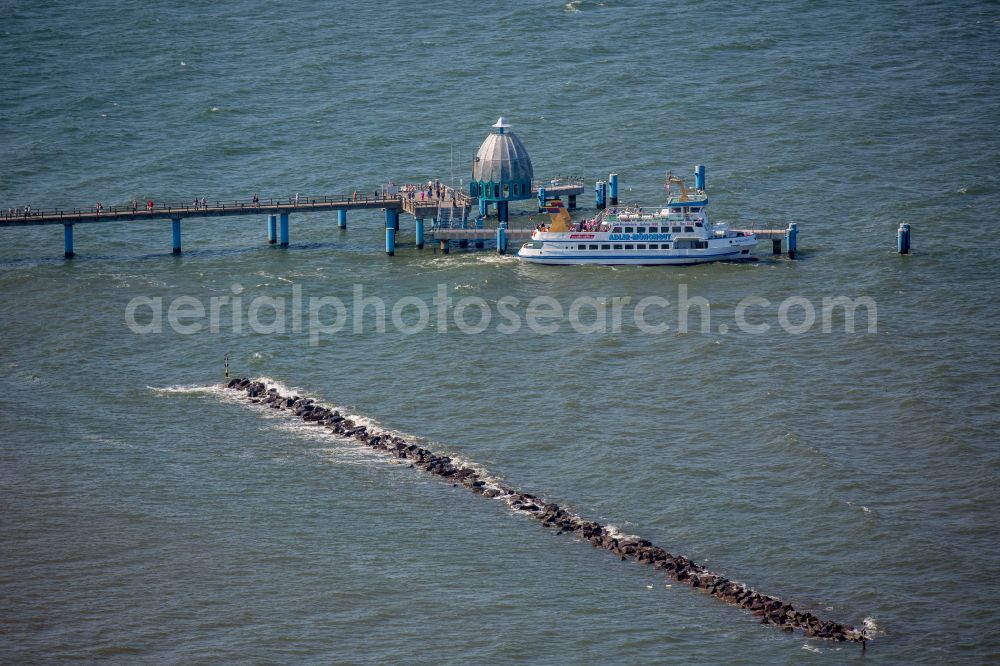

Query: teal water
<box><xmin>2</xmin><ymin>1</ymin><xmax>999</xmax><ymax>663</ymax></box>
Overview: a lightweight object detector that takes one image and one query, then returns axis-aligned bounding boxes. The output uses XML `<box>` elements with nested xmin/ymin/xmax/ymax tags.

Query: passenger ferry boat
<box><xmin>517</xmin><ymin>171</ymin><xmax>756</xmax><ymax>265</ymax></box>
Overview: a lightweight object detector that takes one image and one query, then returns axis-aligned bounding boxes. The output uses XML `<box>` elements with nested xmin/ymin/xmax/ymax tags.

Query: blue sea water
<box><xmin>1</xmin><ymin>1</ymin><xmax>999</xmax><ymax>663</ymax></box>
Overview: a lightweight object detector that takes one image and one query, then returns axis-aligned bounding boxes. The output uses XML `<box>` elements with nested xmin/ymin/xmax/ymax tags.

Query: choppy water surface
<box><xmin>1</xmin><ymin>1</ymin><xmax>998</xmax><ymax>663</ymax></box>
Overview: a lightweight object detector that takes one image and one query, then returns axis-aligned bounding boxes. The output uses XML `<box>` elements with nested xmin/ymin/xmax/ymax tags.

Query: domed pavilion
<box><xmin>469</xmin><ymin>117</ymin><xmax>534</xmax><ymax>223</ymax></box>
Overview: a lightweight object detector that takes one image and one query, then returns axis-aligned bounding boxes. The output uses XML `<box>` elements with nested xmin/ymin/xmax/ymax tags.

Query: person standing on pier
<box><xmin>252</xmin><ymin>192</ymin><xmax>259</xmax><ymax>207</ymax></box>
<box><xmin>131</xmin><ymin>198</ymin><xmax>137</xmax><ymax>213</ymax></box>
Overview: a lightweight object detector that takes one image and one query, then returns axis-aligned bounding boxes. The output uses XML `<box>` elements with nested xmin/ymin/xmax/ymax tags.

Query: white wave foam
<box><xmin>255</xmin><ymin>376</ymin><xmax>301</xmax><ymax>400</ymax></box>
<box><xmin>147</xmin><ymin>383</ymin><xmax>227</xmax><ymax>396</ymax></box>
<box><xmin>474</xmin><ymin>254</ymin><xmax>518</xmax><ymax>265</ymax></box>
<box><xmin>846</xmin><ymin>500</ymin><xmax>874</xmax><ymax>514</ymax></box>
<box><xmin>315</xmin><ymin>445</ymin><xmax>385</xmax><ymax>465</ymax></box>
<box><xmin>603</xmin><ymin>523</ymin><xmax>639</xmax><ymax>541</ymax></box>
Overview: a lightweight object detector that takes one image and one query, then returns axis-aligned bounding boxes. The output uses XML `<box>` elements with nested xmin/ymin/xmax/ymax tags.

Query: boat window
<box><xmin>696</xmin><ymin>240</ymin><xmax>708</xmax><ymax>249</ymax></box>
<box><xmin>613</xmin><ymin>244</ymin><xmax>623</xmax><ymax>250</ymax></box>
<box><xmin>578</xmin><ymin>244</ymin><xmax>587</xmax><ymax>250</ymax></box>
<box><xmin>589</xmin><ymin>244</ymin><xmax>599</xmax><ymax>250</ymax></box>
<box><xmin>695</xmin><ymin>222</ymin><xmax>703</xmax><ymax>227</ymax></box>
<box><xmin>648</xmin><ymin>244</ymin><xmax>658</xmax><ymax>250</ymax></box>
<box><xmin>672</xmin><ymin>226</ymin><xmax>682</xmax><ymax>233</ymax></box>
<box><xmin>648</xmin><ymin>227</ymin><xmax>658</xmax><ymax>233</ymax></box>
<box><xmin>636</xmin><ymin>244</ymin><xmax>646</xmax><ymax>249</ymax></box>
<box><xmin>624</xmin><ymin>244</ymin><xmax>634</xmax><ymax>250</ymax></box>
<box><xmin>636</xmin><ymin>227</ymin><xmax>645</xmax><ymax>233</ymax></box>
<box><xmin>612</xmin><ymin>227</ymin><xmax>622</xmax><ymax>233</ymax></box>
<box><xmin>690</xmin><ymin>207</ymin><xmax>701</xmax><ymax>212</ymax></box>
<box><xmin>684</xmin><ymin>226</ymin><xmax>694</xmax><ymax>233</ymax></box>
<box><xmin>624</xmin><ymin>227</ymin><xmax>634</xmax><ymax>233</ymax></box>
<box><xmin>601</xmin><ymin>244</ymin><xmax>610</xmax><ymax>250</ymax></box>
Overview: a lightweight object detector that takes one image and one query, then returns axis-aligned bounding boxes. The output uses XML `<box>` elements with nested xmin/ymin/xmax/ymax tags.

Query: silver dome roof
<box><xmin>472</xmin><ymin>118</ymin><xmax>533</xmax><ymax>184</ymax></box>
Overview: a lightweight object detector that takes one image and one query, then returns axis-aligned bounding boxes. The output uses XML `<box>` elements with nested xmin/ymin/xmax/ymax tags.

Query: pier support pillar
<box><xmin>267</xmin><ymin>214</ymin><xmax>277</xmax><ymax>244</ymax></box>
<box><xmin>537</xmin><ymin>187</ymin><xmax>547</xmax><ymax>211</ymax></box>
<box><xmin>609</xmin><ymin>173</ymin><xmax>619</xmax><ymax>206</ymax></box>
<box><xmin>385</xmin><ymin>208</ymin><xmax>398</xmax><ymax>256</ymax></box>
<box><xmin>497</xmin><ymin>201</ymin><xmax>509</xmax><ymax>225</ymax></box>
<box><xmin>439</xmin><ymin>239</ymin><xmax>449</xmax><ymax>254</ymax></box>
<box><xmin>596</xmin><ymin>180</ymin><xmax>607</xmax><ymax>209</ymax></box>
<box><xmin>279</xmin><ymin>213</ymin><xmax>289</xmax><ymax>246</ymax></box>
<box><xmin>415</xmin><ymin>218</ymin><xmax>425</xmax><ymax>249</ymax></box>
<box><xmin>479</xmin><ymin>198</ymin><xmax>488</xmax><ymax>218</ymax></box>
<box><xmin>172</xmin><ymin>218</ymin><xmax>182</xmax><ymax>254</ymax></box>
<box><xmin>694</xmin><ymin>164</ymin><xmax>706</xmax><ymax>190</ymax></box>
<box><xmin>338</xmin><ymin>209</ymin><xmax>347</xmax><ymax>229</ymax></box>
<box><xmin>772</xmin><ymin>238</ymin><xmax>782</xmax><ymax>255</ymax></box>
<box><xmin>785</xmin><ymin>222</ymin><xmax>798</xmax><ymax>259</ymax></box>
<box><xmin>897</xmin><ymin>223</ymin><xmax>911</xmax><ymax>255</ymax></box>
<box><xmin>568</xmin><ymin>194</ymin><xmax>577</xmax><ymax>210</ymax></box>
<box><xmin>496</xmin><ymin>223</ymin><xmax>508</xmax><ymax>255</ymax></box>
<box><xmin>63</xmin><ymin>223</ymin><xmax>74</xmax><ymax>259</ymax></box>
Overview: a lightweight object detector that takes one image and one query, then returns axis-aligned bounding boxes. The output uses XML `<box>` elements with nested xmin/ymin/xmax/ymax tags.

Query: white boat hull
<box><xmin>515</xmin><ymin>247</ymin><xmax>753</xmax><ymax>265</ymax></box>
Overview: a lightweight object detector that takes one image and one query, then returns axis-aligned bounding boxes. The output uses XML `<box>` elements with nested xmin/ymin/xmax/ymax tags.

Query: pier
<box><xmin>0</xmin><ymin>182</ymin><xmax>589</xmax><ymax>259</ymax></box>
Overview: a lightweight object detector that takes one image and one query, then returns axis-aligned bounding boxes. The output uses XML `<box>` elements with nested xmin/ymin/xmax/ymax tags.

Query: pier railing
<box><xmin>0</xmin><ymin>193</ymin><xmax>394</xmax><ymax>221</ymax></box>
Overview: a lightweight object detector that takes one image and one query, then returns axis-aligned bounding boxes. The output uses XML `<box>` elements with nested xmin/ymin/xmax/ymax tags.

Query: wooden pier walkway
<box><xmin>0</xmin><ymin>182</ymin><xmax>586</xmax><ymax>228</ymax></box>
<box><xmin>0</xmin><ymin>195</ymin><xmax>398</xmax><ymax>227</ymax></box>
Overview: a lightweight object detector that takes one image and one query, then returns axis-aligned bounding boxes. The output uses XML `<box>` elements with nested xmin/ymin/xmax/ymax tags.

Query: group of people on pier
<box><xmin>5</xmin><ymin>205</ymin><xmax>32</xmax><ymax>217</ymax></box>
<box><xmin>398</xmin><ymin>179</ymin><xmax>462</xmax><ymax>206</ymax></box>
